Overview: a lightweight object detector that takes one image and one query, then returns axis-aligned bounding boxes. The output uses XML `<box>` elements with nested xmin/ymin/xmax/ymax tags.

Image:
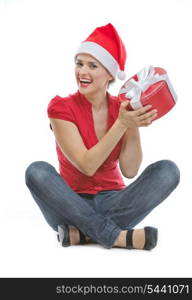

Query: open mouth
<box><xmin>79</xmin><ymin>78</ymin><xmax>92</xmax><ymax>87</ymax></box>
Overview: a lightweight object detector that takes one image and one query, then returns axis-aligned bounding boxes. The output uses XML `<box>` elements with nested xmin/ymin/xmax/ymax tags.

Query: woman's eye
<box><xmin>76</xmin><ymin>62</ymin><xmax>83</xmax><ymax>66</ymax></box>
<box><xmin>90</xmin><ymin>64</ymin><xmax>97</xmax><ymax>69</ymax></box>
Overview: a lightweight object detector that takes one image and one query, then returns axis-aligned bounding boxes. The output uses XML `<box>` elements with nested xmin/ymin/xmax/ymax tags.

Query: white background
<box><xmin>0</xmin><ymin>0</ymin><xmax>191</xmax><ymax>277</ymax></box>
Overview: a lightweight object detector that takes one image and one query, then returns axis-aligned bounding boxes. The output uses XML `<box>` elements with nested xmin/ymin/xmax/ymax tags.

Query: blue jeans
<box><xmin>25</xmin><ymin>160</ymin><xmax>180</xmax><ymax>248</ymax></box>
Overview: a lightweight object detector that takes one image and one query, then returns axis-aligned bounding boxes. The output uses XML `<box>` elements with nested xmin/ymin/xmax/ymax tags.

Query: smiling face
<box><xmin>75</xmin><ymin>53</ymin><xmax>113</xmax><ymax>98</ymax></box>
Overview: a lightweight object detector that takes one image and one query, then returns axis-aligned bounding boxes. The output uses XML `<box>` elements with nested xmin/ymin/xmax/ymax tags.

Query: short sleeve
<box><xmin>47</xmin><ymin>95</ymin><xmax>76</xmax><ymax>130</ymax></box>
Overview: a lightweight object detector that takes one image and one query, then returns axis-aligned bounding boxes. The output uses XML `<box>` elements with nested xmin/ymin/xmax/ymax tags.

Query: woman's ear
<box><xmin>108</xmin><ymin>78</ymin><xmax>116</xmax><ymax>87</ymax></box>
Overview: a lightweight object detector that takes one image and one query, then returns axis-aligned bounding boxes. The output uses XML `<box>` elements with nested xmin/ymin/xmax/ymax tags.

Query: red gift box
<box><xmin>118</xmin><ymin>66</ymin><xmax>178</xmax><ymax>120</ymax></box>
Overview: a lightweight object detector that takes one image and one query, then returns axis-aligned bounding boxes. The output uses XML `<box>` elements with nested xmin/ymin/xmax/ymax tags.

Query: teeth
<box><xmin>80</xmin><ymin>79</ymin><xmax>91</xmax><ymax>83</ymax></box>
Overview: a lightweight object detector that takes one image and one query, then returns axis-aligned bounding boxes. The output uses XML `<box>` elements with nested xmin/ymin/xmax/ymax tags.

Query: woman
<box><xmin>25</xmin><ymin>23</ymin><xmax>180</xmax><ymax>250</ymax></box>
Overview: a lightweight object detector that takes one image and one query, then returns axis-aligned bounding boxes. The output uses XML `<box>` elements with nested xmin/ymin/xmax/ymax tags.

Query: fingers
<box><xmin>138</xmin><ymin>108</ymin><xmax>158</xmax><ymax>121</ymax></box>
<box><xmin>139</xmin><ymin>119</ymin><xmax>153</xmax><ymax>127</ymax></box>
<box><xmin>133</xmin><ymin>105</ymin><xmax>158</xmax><ymax>127</ymax></box>
<box><xmin>135</xmin><ymin>105</ymin><xmax>153</xmax><ymax>116</ymax></box>
<box><xmin>139</xmin><ymin>112</ymin><xmax>158</xmax><ymax>126</ymax></box>
<box><xmin>119</xmin><ymin>101</ymin><xmax>158</xmax><ymax>128</ymax></box>
<box><xmin>120</xmin><ymin>100</ymin><xmax>129</xmax><ymax>110</ymax></box>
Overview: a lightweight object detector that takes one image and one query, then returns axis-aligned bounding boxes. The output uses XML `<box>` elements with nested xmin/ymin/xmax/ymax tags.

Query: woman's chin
<box><xmin>78</xmin><ymin>87</ymin><xmax>94</xmax><ymax>96</ymax></box>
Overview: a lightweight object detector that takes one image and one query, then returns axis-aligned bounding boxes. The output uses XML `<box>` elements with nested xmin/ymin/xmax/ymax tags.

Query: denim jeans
<box><xmin>25</xmin><ymin>160</ymin><xmax>180</xmax><ymax>248</ymax></box>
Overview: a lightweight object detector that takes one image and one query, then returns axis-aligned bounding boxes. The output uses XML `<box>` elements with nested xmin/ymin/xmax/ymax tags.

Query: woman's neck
<box><xmin>84</xmin><ymin>90</ymin><xmax>108</xmax><ymax>111</ymax></box>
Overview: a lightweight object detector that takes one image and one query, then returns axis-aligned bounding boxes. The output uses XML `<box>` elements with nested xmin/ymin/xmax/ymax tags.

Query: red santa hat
<box><xmin>75</xmin><ymin>23</ymin><xmax>127</xmax><ymax>80</ymax></box>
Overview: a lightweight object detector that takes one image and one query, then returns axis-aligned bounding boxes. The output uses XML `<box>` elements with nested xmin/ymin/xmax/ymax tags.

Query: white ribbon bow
<box><xmin>119</xmin><ymin>65</ymin><xmax>177</xmax><ymax>109</ymax></box>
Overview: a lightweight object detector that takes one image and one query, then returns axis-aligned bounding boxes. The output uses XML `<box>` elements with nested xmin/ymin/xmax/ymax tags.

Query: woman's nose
<box><xmin>79</xmin><ymin>65</ymin><xmax>89</xmax><ymax>75</ymax></box>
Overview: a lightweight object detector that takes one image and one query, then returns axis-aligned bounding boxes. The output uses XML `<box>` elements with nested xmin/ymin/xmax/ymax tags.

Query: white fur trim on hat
<box><xmin>75</xmin><ymin>41</ymin><xmax>118</xmax><ymax>78</ymax></box>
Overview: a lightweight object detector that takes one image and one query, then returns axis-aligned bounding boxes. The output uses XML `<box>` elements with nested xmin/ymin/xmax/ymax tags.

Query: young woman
<box><xmin>25</xmin><ymin>23</ymin><xmax>180</xmax><ymax>250</ymax></box>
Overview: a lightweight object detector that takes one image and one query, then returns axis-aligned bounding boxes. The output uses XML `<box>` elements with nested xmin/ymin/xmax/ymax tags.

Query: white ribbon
<box><xmin>119</xmin><ymin>65</ymin><xmax>178</xmax><ymax>109</ymax></box>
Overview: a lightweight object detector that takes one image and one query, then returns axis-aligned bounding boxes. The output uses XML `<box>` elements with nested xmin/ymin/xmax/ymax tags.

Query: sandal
<box><xmin>57</xmin><ymin>224</ymin><xmax>86</xmax><ymax>247</ymax></box>
<box><xmin>126</xmin><ymin>226</ymin><xmax>158</xmax><ymax>250</ymax></box>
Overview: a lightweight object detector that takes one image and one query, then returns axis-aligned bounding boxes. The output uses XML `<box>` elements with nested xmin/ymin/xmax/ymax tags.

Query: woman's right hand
<box><xmin>117</xmin><ymin>100</ymin><xmax>158</xmax><ymax>128</ymax></box>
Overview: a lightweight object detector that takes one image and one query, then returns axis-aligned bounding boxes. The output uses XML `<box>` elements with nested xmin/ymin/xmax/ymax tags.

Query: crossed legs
<box><xmin>25</xmin><ymin>160</ymin><xmax>180</xmax><ymax>249</ymax></box>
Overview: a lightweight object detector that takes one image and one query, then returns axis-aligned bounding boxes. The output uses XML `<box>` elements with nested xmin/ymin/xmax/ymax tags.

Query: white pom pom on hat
<box><xmin>117</xmin><ymin>70</ymin><xmax>126</xmax><ymax>80</ymax></box>
<box><xmin>75</xmin><ymin>23</ymin><xmax>127</xmax><ymax>80</ymax></box>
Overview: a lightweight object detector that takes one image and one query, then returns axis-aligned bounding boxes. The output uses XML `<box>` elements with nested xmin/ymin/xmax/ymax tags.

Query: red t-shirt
<box><xmin>47</xmin><ymin>90</ymin><xmax>126</xmax><ymax>194</ymax></box>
